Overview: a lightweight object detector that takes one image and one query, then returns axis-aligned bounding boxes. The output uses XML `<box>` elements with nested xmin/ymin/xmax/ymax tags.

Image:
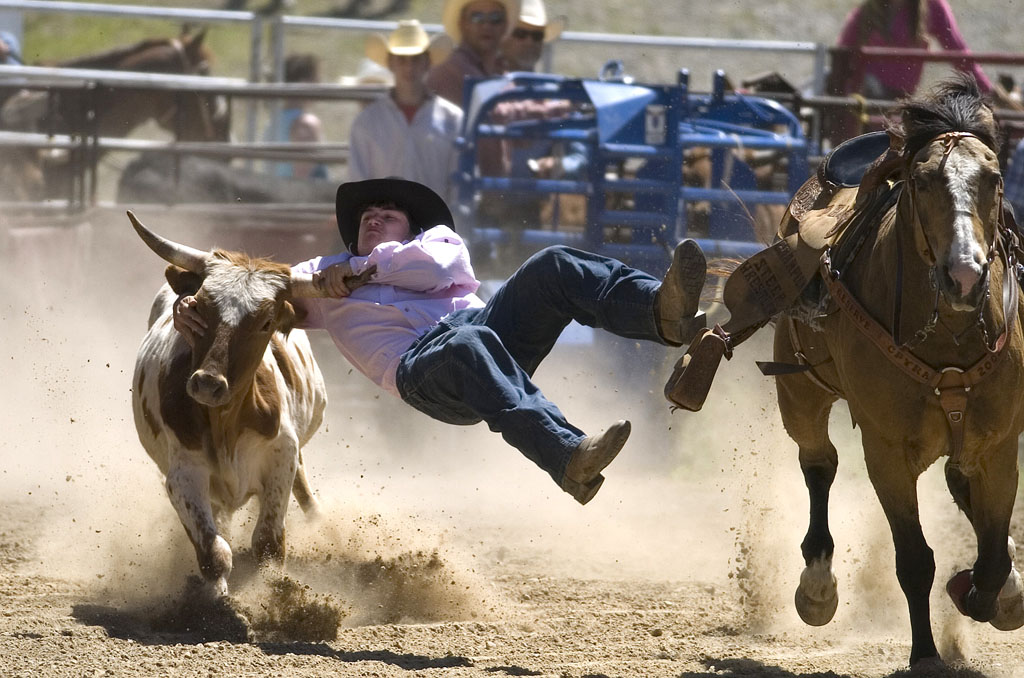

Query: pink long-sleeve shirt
<box><xmin>292</xmin><ymin>225</ymin><xmax>484</xmax><ymax>397</ymax></box>
<box><xmin>836</xmin><ymin>0</ymin><xmax>992</xmax><ymax>96</ymax></box>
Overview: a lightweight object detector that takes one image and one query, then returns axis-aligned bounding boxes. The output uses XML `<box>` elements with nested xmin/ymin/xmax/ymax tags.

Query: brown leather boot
<box><xmin>656</xmin><ymin>239</ymin><xmax>708</xmax><ymax>345</ymax></box>
<box><xmin>561</xmin><ymin>420</ymin><xmax>631</xmax><ymax>505</ymax></box>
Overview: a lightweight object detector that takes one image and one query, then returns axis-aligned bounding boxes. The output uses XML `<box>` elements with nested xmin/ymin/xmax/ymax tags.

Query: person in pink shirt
<box><xmin>173</xmin><ymin>177</ymin><xmax>708</xmax><ymax>506</ymax></box>
<box><xmin>833</xmin><ymin>0</ymin><xmax>992</xmax><ymax>100</ymax></box>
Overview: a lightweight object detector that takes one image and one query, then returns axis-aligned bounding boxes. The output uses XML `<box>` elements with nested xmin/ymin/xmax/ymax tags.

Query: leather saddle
<box><xmin>721</xmin><ymin>131</ymin><xmax>901</xmax><ymax>338</ymax></box>
<box><xmin>665</xmin><ymin>132</ymin><xmax>901</xmax><ymax>411</ymax></box>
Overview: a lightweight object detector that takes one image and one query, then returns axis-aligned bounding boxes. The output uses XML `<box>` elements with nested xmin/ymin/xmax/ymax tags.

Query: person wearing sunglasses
<box><xmin>426</xmin><ymin>0</ymin><xmax>519</xmax><ymax>108</ymax></box>
<box><xmin>499</xmin><ymin>0</ymin><xmax>564</xmax><ymax>72</ymax></box>
<box><xmin>471</xmin><ymin>0</ymin><xmax>586</xmax><ymax>249</ymax></box>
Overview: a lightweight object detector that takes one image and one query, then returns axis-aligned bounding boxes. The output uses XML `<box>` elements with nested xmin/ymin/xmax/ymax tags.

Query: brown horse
<box><xmin>0</xmin><ymin>28</ymin><xmax>228</xmax><ymax>200</ymax></box>
<box><xmin>45</xmin><ymin>28</ymin><xmax>225</xmax><ymax>141</ymax></box>
<box><xmin>773</xmin><ymin>75</ymin><xmax>1024</xmax><ymax>667</ymax></box>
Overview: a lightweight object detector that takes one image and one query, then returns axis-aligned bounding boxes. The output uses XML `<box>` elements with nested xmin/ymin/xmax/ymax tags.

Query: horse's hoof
<box><xmin>910</xmin><ymin>655</ymin><xmax>945</xmax><ymax>671</ymax></box>
<box><xmin>946</xmin><ymin>569</ymin><xmax>972</xmax><ymax>617</ymax></box>
<box><xmin>795</xmin><ymin>585</ymin><xmax>839</xmax><ymax>626</ymax></box>
<box><xmin>794</xmin><ymin>562</ymin><xmax>839</xmax><ymax>626</ymax></box>
<box><xmin>991</xmin><ymin>568</ymin><xmax>1024</xmax><ymax>631</ymax></box>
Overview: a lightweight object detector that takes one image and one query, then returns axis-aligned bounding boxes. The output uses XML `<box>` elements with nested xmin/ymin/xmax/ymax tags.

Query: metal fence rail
<box><xmin>0</xmin><ymin>63</ymin><xmax>382</xmax><ymax>208</ymax></box>
<box><xmin>0</xmin><ymin>0</ymin><xmax>262</xmax><ymax>77</ymax></box>
<box><xmin>0</xmin><ymin>0</ymin><xmax>831</xmax><ymax>92</ymax></box>
<box><xmin>5</xmin><ymin>0</ymin><xmax>1024</xmax><ymax>214</ymax></box>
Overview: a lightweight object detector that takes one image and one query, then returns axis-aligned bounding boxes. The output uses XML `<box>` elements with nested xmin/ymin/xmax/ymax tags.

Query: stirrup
<box><xmin>664</xmin><ymin>325</ymin><xmax>731</xmax><ymax>412</ymax></box>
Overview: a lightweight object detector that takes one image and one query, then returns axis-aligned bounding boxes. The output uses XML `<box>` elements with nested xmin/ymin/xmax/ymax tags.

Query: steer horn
<box><xmin>127</xmin><ymin>210</ymin><xmax>210</xmax><ymax>274</ymax></box>
<box><xmin>290</xmin><ymin>266</ymin><xmax>377</xmax><ymax>298</ymax></box>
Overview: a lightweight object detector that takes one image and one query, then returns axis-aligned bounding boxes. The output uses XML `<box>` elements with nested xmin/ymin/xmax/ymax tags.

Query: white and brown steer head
<box><xmin>127</xmin><ymin>211</ymin><xmax>366</xmax><ymax>408</ymax></box>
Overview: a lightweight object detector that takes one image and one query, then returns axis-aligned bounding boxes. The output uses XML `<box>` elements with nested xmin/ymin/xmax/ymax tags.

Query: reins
<box><xmin>821</xmin><ymin>131</ymin><xmax>1019</xmax><ymax>470</ymax></box>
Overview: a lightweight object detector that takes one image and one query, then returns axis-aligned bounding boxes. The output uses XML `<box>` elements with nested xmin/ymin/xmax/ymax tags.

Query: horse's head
<box><xmin>51</xmin><ymin>29</ymin><xmax>230</xmax><ymax>142</ymax></box>
<box><xmin>117</xmin><ymin>27</ymin><xmax>211</xmax><ymax>76</ymax></box>
<box><xmin>173</xmin><ymin>28</ymin><xmax>231</xmax><ymax>142</ymax></box>
<box><xmin>123</xmin><ymin>28</ymin><xmax>230</xmax><ymax>142</ymax></box>
<box><xmin>897</xmin><ymin>75</ymin><xmax>1003</xmax><ymax>312</ymax></box>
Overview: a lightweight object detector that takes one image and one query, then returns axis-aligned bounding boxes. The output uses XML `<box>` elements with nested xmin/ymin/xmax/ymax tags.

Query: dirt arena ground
<box><xmin>2</xmin><ymin>209</ymin><xmax>1024</xmax><ymax>678</ymax></box>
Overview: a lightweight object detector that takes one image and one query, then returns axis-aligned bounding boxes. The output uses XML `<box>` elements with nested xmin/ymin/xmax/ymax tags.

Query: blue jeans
<box><xmin>395</xmin><ymin>246</ymin><xmax>665</xmax><ymax>485</ymax></box>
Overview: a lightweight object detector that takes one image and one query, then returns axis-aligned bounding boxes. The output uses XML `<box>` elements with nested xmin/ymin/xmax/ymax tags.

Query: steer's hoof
<box><xmin>991</xmin><ymin>568</ymin><xmax>1024</xmax><ymax>631</ymax></box>
<box><xmin>946</xmin><ymin>569</ymin><xmax>972</xmax><ymax>617</ymax></box>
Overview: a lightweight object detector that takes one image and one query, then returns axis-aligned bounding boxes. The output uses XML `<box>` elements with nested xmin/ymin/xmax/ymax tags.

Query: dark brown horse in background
<box><xmin>773</xmin><ymin>75</ymin><xmax>1024</xmax><ymax>668</ymax></box>
<box><xmin>0</xmin><ymin>28</ymin><xmax>229</xmax><ymax>201</ymax></box>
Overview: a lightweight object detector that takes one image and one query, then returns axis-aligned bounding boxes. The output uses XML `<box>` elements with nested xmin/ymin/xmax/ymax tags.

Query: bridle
<box><xmin>153</xmin><ymin>37</ymin><xmax>216</xmax><ymax>139</ymax></box>
<box><xmin>900</xmin><ymin>131</ymin><xmax>1014</xmax><ymax>350</ymax></box>
<box><xmin>906</xmin><ymin>132</ymin><xmax>985</xmax><ymax>266</ymax></box>
<box><xmin>821</xmin><ymin>130</ymin><xmax>1019</xmax><ymax>471</ymax></box>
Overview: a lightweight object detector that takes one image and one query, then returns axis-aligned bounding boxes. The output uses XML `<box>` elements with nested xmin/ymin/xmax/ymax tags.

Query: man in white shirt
<box><xmin>174</xmin><ymin>178</ymin><xmax>707</xmax><ymax>505</ymax></box>
<box><xmin>348</xmin><ymin>20</ymin><xmax>462</xmax><ymax>202</ymax></box>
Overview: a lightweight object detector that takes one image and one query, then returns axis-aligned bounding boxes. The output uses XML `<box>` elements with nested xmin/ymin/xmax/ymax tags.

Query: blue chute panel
<box><xmin>454</xmin><ymin>71</ymin><xmax>810</xmax><ymax>275</ymax></box>
<box><xmin>581</xmin><ymin>81</ymin><xmax>666</xmax><ymax>146</ymax></box>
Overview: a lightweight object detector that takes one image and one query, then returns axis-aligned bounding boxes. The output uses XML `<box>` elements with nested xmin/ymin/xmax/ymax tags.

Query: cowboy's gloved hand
<box><xmin>313</xmin><ymin>261</ymin><xmax>358</xmax><ymax>298</ymax></box>
<box><xmin>172</xmin><ymin>294</ymin><xmax>206</xmax><ymax>348</ymax></box>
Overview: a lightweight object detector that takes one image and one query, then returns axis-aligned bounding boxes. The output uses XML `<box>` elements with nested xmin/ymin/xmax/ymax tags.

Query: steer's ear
<box><xmin>277</xmin><ymin>300</ymin><xmax>306</xmax><ymax>336</ymax></box>
<box><xmin>165</xmin><ymin>265</ymin><xmax>203</xmax><ymax>296</ymax></box>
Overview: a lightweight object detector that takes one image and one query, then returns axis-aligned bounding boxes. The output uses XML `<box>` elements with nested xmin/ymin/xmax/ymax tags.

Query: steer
<box><xmin>127</xmin><ymin>211</ymin><xmax>369</xmax><ymax>596</ymax></box>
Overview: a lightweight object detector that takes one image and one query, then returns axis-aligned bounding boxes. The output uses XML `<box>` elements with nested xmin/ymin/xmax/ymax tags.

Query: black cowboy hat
<box><xmin>335</xmin><ymin>178</ymin><xmax>455</xmax><ymax>253</ymax></box>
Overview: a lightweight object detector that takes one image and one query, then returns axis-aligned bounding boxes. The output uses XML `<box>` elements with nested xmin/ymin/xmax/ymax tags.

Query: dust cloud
<box><xmin>0</xmin><ymin>209</ymin><xmax>1003</xmax><ymax>652</ymax></box>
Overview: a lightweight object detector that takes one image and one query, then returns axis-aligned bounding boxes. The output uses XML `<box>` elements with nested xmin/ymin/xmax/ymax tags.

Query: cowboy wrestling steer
<box><xmin>128</xmin><ymin>211</ymin><xmax>371</xmax><ymax>596</ymax></box>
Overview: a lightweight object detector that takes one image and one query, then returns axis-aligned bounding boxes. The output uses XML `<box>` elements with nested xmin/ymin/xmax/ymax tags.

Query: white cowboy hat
<box><xmin>365</xmin><ymin>19</ymin><xmax>454</xmax><ymax>67</ymax></box>
<box><xmin>338</xmin><ymin>58</ymin><xmax>394</xmax><ymax>87</ymax></box>
<box><xmin>441</xmin><ymin>0</ymin><xmax>521</xmax><ymax>45</ymax></box>
<box><xmin>516</xmin><ymin>0</ymin><xmax>566</xmax><ymax>42</ymax></box>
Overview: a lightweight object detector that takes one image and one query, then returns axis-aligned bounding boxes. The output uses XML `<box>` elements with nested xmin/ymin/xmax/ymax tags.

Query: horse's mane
<box><xmin>58</xmin><ymin>39</ymin><xmax>172</xmax><ymax>69</ymax></box>
<box><xmin>892</xmin><ymin>73</ymin><xmax>1002</xmax><ymax>157</ymax></box>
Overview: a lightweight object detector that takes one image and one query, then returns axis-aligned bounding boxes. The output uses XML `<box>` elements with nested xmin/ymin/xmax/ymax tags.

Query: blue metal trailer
<box><xmin>455</xmin><ymin>69</ymin><xmax>810</xmax><ymax>276</ymax></box>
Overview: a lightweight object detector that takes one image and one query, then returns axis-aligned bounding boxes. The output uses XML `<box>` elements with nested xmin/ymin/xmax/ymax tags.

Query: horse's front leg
<box><xmin>774</xmin><ymin>328</ymin><xmax>840</xmax><ymax>626</ymax></box>
<box><xmin>863</xmin><ymin>437</ymin><xmax>937</xmax><ymax>666</ymax></box>
<box><xmin>944</xmin><ymin>442</ymin><xmax>1021</xmax><ymax>629</ymax></box>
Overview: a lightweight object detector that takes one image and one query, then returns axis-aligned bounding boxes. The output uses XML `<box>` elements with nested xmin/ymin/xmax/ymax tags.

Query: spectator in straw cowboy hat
<box><xmin>426</xmin><ymin>0</ymin><xmax>519</xmax><ymax>108</ymax></box>
<box><xmin>348</xmin><ymin>20</ymin><xmax>462</xmax><ymax>202</ymax></box>
<box><xmin>471</xmin><ymin>0</ymin><xmax>586</xmax><ymax>241</ymax></box>
<box><xmin>496</xmin><ymin>0</ymin><xmax>583</xmax><ymax>182</ymax></box>
<box><xmin>498</xmin><ymin>0</ymin><xmax>564</xmax><ymax>72</ymax></box>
